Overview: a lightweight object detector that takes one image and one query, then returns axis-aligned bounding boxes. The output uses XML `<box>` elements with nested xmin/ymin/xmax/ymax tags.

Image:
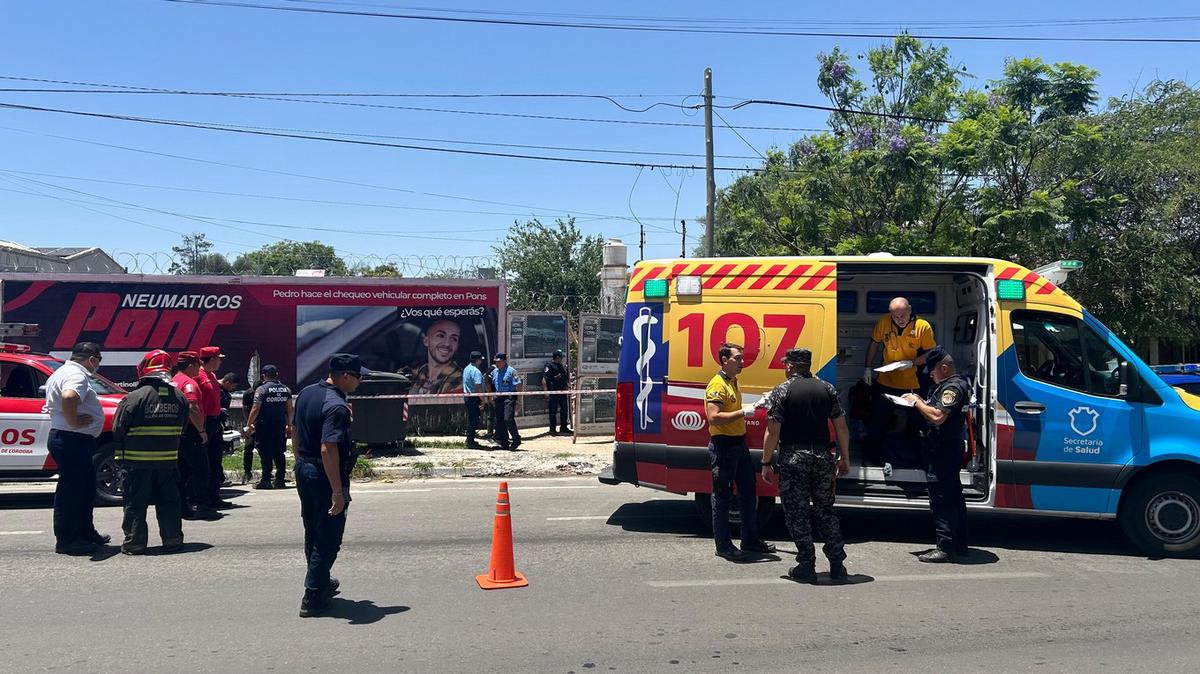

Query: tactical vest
<box><xmin>778</xmin><ymin>376</ymin><xmax>834</xmax><ymax>448</ymax></box>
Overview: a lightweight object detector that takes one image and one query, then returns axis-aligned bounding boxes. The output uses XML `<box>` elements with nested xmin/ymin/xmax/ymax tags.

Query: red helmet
<box><xmin>137</xmin><ymin>349</ymin><xmax>172</xmax><ymax>378</ymax></box>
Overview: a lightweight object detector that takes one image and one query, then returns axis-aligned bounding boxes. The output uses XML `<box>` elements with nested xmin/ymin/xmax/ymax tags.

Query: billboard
<box><xmin>578</xmin><ymin>313</ymin><xmax>622</xmax><ymax>376</ymax></box>
<box><xmin>574</xmin><ymin>375</ymin><xmax>616</xmax><ymax>435</ymax></box>
<box><xmin>504</xmin><ymin>311</ymin><xmax>569</xmax><ymax>430</ymax></box>
<box><xmin>0</xmin><ymin>275</ymin><xmax>503</xmax><ymax>395</ymax></box>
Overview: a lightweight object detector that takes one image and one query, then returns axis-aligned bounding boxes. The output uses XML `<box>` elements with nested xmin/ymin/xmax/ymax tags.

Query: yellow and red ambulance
<box><xmin>603</xmin><ymin>254</ymin><xmax>1200</xmax><ymax>557</ymax></box>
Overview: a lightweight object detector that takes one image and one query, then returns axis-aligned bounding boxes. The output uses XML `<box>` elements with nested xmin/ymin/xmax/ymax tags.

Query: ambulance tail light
<box><xmin>616</xmin><ymin>381</ymin><xmax>634</xmax><ymax>443</ymax></box>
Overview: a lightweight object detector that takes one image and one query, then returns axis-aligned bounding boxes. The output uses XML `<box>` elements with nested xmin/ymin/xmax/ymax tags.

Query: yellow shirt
<box><xmin>871</xmin><ymin>315</ymin><xmax>935</xmax><ymax>390</ymax></box>
<box><xmin>705</xmin><ymin>371</ymin><xmax>746</xmax><ymax>437</ymax></box>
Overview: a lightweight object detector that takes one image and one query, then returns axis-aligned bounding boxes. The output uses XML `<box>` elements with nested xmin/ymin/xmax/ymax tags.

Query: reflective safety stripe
<box><xmin>120</xmin><ymin>451</ymin><xmax>178</xmax><ymax>461</ymax></box>
<box><xmin>125</xmin><ymin>426</ymin><xmax>184</xmax><ymax>436</ymax></box>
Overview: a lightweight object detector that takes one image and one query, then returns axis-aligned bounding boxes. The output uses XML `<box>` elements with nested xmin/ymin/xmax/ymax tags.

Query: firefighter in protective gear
<box><xmin>113</xmin><ymin>350</ymin><xmax>191</xmax><ymax>555</ymax></box>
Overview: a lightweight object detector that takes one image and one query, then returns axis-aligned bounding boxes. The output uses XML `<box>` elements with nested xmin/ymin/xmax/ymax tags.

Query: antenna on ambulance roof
<box><xmin>1032</xmin><ymin>260</ymin><xmax>1084</xmax><ymax>287</ymax></box>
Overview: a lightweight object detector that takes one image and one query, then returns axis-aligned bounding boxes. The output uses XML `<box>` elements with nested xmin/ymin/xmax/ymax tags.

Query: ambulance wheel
<box><xmin>694</xmin><ymin>494</ymin><xmax>775</xmax><ymax>537</ymax></box>
<box><xmin>1120</xmin><ymin>473</ymin><xmax>1200</xmax><ymax>558</ymax></box>
<box><xmin>93</xmin><ymin>443</ymin><xmax>124</xmax><ymax>507</ymax></box>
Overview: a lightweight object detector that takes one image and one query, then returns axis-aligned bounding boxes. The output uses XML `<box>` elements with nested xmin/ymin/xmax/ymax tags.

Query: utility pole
<box><xmin>680</xmin><ymin>219</ymin><xmax>687</xmax><ymax>258</ymax></box>
<box><xmin>703</xmin><ymin>68</ymin><xmax>716</xmax><ymax>258</ymax></box>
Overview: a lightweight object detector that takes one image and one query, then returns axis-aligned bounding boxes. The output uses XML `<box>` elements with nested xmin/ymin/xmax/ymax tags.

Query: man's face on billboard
<box><xmin>424</xmin><ymin>320</ymin><xmax>461</xmax><ymax>366</ymax></box>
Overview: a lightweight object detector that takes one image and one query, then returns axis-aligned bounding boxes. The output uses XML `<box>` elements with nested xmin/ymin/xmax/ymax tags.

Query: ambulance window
<box><xmin>1081</xmin><ymin>329</ymin><xmax>1121</xmax><ymax>396</ymax></box>
<box><xmin>1011</xmin><ymin>312</ymin><xmax>1087</xmax><ymax>392</ymax></box>
<box><xmin>0</xmin><ymin>363</ymin><xmax>45</xmax><ymax>399</ymax></box>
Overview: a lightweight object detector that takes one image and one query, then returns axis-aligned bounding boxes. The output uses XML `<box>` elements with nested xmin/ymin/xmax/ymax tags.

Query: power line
<box><xmin>165</xmin><ymin>1</ymin><xmax>1200</xmax><ymax>44</ymax></box>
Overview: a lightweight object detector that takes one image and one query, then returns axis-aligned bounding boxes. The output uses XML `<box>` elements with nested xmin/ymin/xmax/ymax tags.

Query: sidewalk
<box><xmin>364</xmin><ymin>430</ymin><xmax>614</xmax><ymax>480</ymax></box>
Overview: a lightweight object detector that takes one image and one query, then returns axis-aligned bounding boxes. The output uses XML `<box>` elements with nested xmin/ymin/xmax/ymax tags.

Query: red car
<box><xmin>0</xmin><ymin>343</ymin><xmax>126</xmax><ymax>504</ymax></box>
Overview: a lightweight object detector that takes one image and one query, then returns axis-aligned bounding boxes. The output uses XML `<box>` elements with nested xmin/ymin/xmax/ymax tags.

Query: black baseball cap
<box><xmin>260</xmin><ymin>364</ymin><xmax>278</xmax><ymax>375</ymax></box>
<box><xmin>781</xmin><ymin>347</ymin><xmax>812</xmax><ymax>367</ymax></box>
<box><xmin>553</xmin><ymin>349</ymin><xmax>564</xmax><ymax>358</ymax></box>
<box><xmin>494</xmin><ymin>352</ymin><xmax>507</xmax><ymax>361</ymax></box>
<box><xmin>922</xmin><ymin>346</ymin><xmax>948</xmax><ymax>374</ymax></box>
<box><xmin>469</xmin><ymin>350</ymin><xmax>483</xmax><ymax>361</ymax></box>
<box><xmin>329</xmin><ymin>353</ymin><xmax>369</xmax><ymax>376</ymax></box>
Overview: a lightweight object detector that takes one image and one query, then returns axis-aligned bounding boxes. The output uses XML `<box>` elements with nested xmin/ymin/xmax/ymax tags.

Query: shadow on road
<box><xmin>607</xmin><ymin>498</ymin><xmax>1145</xmax><ymax>558</ymax></box>
<box><xmin>320</xmin><ymin>599</ymin><xmax>410</xmax><ymax>625</ymax></box>
<box><xmin>142</xmin><ymin>542</ymin><xmax>214</xmax><ymax>556</ymax></box>
<box><xmin>0</xmin><ymin>491</ymin><xmax>56</xmax><ymax>509</ymax></box>
<box><xmin>781</xmin><ymin>573</ymin><xmax>876</xmax><ymax>586</ymax></box>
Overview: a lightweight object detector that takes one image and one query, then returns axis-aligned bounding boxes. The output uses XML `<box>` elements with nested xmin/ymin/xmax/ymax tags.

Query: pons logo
<box><xmin>1068</xmin><ymin>406</ymin><xmax>1100</xmax><ymax>437</ymax></box>
<box><xmin>671</xmin><ymin>410</ymin><xmax>706</xmax><ymax>432</ymax></box>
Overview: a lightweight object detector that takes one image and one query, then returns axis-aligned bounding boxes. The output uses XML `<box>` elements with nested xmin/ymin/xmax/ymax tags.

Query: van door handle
<box><xmin>1013</xmin><ymin>401</ymin><xmax>1046</xmax><ymax>414</ymax></box>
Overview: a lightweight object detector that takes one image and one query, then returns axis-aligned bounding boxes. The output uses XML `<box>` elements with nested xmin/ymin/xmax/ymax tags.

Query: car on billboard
<box><xmin>0</xmin><ymin>342</ymin><xmax>126</xmax><ymax>504</ymax></box>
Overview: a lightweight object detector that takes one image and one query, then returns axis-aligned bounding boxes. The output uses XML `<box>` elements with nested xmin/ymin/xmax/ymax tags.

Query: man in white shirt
<box><xmin>43</xmin><ymin>342</ymin><xmax>108</xmax><ymax>555</ymax></box>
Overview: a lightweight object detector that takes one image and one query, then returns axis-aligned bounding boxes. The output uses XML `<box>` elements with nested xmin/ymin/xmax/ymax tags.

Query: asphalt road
<box><xmin>2</xmin><ymin>478</ymin><xmax>1198</xmax><ymax>673</ymax></box>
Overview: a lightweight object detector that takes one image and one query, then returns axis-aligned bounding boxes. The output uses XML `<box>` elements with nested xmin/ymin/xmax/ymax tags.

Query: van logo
<box><xmin>1068</xmin><ymin>406</ymin><xmax>1100</xmax><ymax>437</ymax></box>
<box><xmin>632</xmin><ymin>306</ymin><xmax>660</xmax><ymax>430</ymax></box>
<box><xmin>671</xmin><ymin>410</ymin><xmax>705</xmax><ymax>432</ymax></box>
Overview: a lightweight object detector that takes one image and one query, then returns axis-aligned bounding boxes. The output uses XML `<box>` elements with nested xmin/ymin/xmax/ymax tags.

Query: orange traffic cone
<box><xmin>475</xmin><ymin>481</ymin><xmax>529</xmax><ymax>590</ymax></box>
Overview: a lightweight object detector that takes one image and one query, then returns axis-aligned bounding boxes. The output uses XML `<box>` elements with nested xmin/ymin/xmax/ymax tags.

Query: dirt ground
<box><xmin>363</xmin><ymin>430</ymin><xmax>614</xmax><ymax>480</ymax></box>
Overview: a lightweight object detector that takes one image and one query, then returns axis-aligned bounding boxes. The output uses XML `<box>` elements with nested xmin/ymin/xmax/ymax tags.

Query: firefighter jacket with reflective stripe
<box><xmin>113</xmin><ymin>375</ymin><xmax>190</xmax><ymax>465</ymax></box>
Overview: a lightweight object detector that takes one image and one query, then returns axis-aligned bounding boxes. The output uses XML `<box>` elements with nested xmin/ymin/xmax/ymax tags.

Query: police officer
<box><xmin>246</xmin><ymin>364</ymin><xmax>293</xmax><ymax>489</ymax></box>
<box><xmin>542</xmin><ymin>349</ymin><xmax>571</xmax><ymax>435</ymax></box>
<box><xmin>113</xmin><ymin>350</ymin><xmax>190</xmax><ymax>555</ymax></box>
<box><xmin>293</xmin><ymin>353</ymin><xmax>364</xmax><ymax>617</ymax></box>
<box><xmin>490</xmin><ymin>353</ymin><xmax>523</xmax><ymax>451</ymax></box>
<box><xmin>903</xmin><ymin>346</ymin><xmax>971</xmax><ymax>562</ymax></box>
<box><xmin>462</xmin><ymin>351</ymin><xmax>485</xmax><ymax>449</ymax></box>
<box><xmin>761</xmin><ymin>348</ymin><xmax>851</xmax><ymax>582</ymax></box>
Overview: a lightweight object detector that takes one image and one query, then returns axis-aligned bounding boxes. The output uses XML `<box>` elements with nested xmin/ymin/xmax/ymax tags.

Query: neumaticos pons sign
<box><xmin>1</xmin><ymin>276</ymin><xmax>504</xmax><ymax>391</ymax></box>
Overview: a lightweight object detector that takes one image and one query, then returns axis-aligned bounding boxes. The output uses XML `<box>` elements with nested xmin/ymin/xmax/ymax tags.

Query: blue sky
<box><xmin>0</xmin><ymin>1</ymin><xmax>1195</xmax><ymax>273</ymax></box>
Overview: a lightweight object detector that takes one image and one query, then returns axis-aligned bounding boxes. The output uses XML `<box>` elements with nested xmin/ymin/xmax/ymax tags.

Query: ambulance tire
<box><xmin>92</xmin><ymin>442</ymin><xmax>124</xmax><ymax>507</ymax></box>
<box><xmin>693</xmin><ymin>493</ymin><xmax>776</xmax><ymax>537</ymax></box>
<box><xmin>1119</xmin><ymin>473</ymin><xmax>1200</xmax><ymax>558</ymax></box>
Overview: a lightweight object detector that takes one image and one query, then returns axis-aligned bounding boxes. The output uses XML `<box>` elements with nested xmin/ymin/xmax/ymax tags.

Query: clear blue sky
<box><xmin>0</xmin><ymin>1</ymin><xmax>1195</xmax><ymax>272</ymax></box>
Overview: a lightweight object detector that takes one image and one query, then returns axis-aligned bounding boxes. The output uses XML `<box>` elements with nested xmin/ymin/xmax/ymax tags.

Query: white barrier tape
<box><xmin>349</xmin><ymin>388</ymin><xmax>616</xmax><ymax>401</ymax></box>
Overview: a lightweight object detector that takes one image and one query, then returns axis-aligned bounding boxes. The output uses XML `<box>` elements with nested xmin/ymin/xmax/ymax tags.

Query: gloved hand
<box><xmin>863</xmin><ymin>367</ymin><xmax>873</xmax><ymax>385</ymax></box>
<box><xmin>741</xmin><ymin>404</ymin><xmax>758</xmax><ymax>417</ymax></box>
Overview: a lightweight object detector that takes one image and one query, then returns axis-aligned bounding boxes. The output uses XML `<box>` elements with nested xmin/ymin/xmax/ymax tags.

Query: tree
<box><xmin>168</xmin><ymin>232</ymin><xmax>232</xmax><ymax>274</ymax></box>
<box><xmin>493</xmin><ymin>218</ymin><xmax>602</xmax><ymax>316</ymax></box>
<box><xmin>232</xmin><ymin>240</ymin><xmax>349</xmax><ymax>276</ymax></box>
<box><xmin>356</xmin><ymin>262</ymin><xmax>403</xmax><ymax>277</ymax></box>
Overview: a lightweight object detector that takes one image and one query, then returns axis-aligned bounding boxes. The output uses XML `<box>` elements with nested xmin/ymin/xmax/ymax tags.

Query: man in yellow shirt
<box><xmin>864</xmin><ymin>297</ymin><xmax>936</xmax><ymax>468</ymax></box>
<box><xmin>705</xmin><ymin>342</ymin><xmax>776</xmax><ymax>562</ymax></box>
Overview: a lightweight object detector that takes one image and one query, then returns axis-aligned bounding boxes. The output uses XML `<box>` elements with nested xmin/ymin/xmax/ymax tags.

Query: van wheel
<box><xmin>93</xmin><ymin>443</ymin><xmax>124</xmax><ymax>507</ymax></box>
<box><xmin>694</xmin><ymin>493</ymin><xmax>775</xmax><ymax>537</ymax></box>
<box><xmin>1119</xmin><ymin>473</ymin><xmax>1200</xmax><ymax>558</ymax></box>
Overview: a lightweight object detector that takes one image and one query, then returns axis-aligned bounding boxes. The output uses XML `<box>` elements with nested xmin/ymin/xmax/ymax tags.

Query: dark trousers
<box><xmin>121</xmin><ymin>465</ymin><xmax>183</xmax><ymax>549</ymax></box>
<box><xmin>47</xmin><ymin>429</ymin><xmax>98</xmax><ymax>546</ymax></box>
<box><xmin>205</xmin><ymin>417</ymin><xmax>225</xmax><ymax>505</ymax></box>
<box><xmin>464</xmin><ymin>397</ymin><xmax>481</xmax><ymax>444</ymax></box>
<box><xmin>257</xmin><ymin>429</ymin><xmax>287</xmax><ymax>483</ymax></box>
<box><xmin>547</xmin><ymin>392</ymin><xmax>569</xmax><ymax>432</ymax></box>
<box><xmin>778</xmin><ymin>449</ymin><xmax>845</xmax><ymax>565</ymax></box>
<box><xmin>177</xmin><ymin>429</ymin><xmax>209</xmax><ymax>509</ymax></box>
<box><xmin>493</xmin><ymin>396</ymin><xmax>521</xmax><ymax>449</ymax></box>
<box><xmin>296</xmin><ymin>460</ymin><xmax>348</xmax><ymax>593</ymax></box>
<box><xmin>708</xmin><ymin>434</ymin><xmax>759</xmax><ymax>551</ymax></box>
<box><xmin>927</xmin><ymin>449</ymin><xmax>969</xmax><ymax>553</ymax></box>
<box><xmin>242</xmin><ymin>433</ymin><xmax>256</xmax><ymax>476</ymax></box>
<box><xmin>868</xmin><ymin>384</ymin><xmax>922</xmax><ymax>468</ymax></box>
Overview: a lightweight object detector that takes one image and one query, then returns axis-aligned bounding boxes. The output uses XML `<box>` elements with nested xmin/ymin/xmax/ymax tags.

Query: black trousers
<box><xmin>242</xmin><ymin>432</ymin><xmax>256</xmax><ymax>476</ymax></box>
<box><xmin>121</xmin><ymin>465</ymin><xmax>183</xmax><ymax>549</ymax></box>
<box><xmin>465</xmin><ymin>397</ymin><xmax>481</xmax><ymax>443</ymax></box>
<box><xmin>927</xmin><ymin>448</ymin><xmax>969</xmax><ymax>553</ymax></box>
<box><xmin>257</xmin><ymin>428</ymin><xmax>287</xmax><ymax>483</ymax></box>
<box><xmin>547</xmin><ymin>392</ymin><xmax>569</xmax><ymax>432</ymax></box>
<box><xmin>296</xmin><ymin>460</ymin><xmax>348</xmax><ymax>594</ymax></box>
<box><xmin>708</xmin><ymin>434</ymin><xmax>760</xmax><ymax>551</ymax></box>
<box><xmin>204</xmin><ymin>417</ymin><xmax>225</xmax><ymax>505</ymax></box>
<box><xmin>493</xmin><ymin>396</ymin><xmax>521</xmax><ymax>449</ymax></box>
<box><xmin>177</xmin><ymin>429</ymin><xmax>209</xmax><ymax>509</ymax></box>
<box><xmin>47</xmin><ymin>429</ymin><xmax>98</xmax><ymax>547</ymax></box>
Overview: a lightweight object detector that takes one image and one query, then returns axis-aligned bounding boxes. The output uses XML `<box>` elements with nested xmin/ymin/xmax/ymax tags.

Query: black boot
<box><xmin>788</xmin><ymin>563</ymin><xmax>817</xmax><ymax>583</ymax></box>
<box><xmin>829</xmin><ymin>560</ymin><xmax>848</xmax><ymax>581</ymax></box>
<box><xmin>299</xmin><ymin>589</ymin><xmax>330</xmax><ymax>618</ymax></box>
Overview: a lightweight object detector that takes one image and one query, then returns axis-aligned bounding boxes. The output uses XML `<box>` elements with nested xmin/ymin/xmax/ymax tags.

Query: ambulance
<box><xmin>602</xmin><ymin>255</ymin><xmax>1200</xmax><ymax>557</ymax></box>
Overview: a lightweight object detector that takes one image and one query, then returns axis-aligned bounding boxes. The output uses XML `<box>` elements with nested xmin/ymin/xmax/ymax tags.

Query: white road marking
<box><xmin>0</xmin><ymin>531</ymin><xmax>44</xmax><ymax>536</ymax></box>
<box><xmin>646</xmin><ymin>571</ymin><xmax>1050</xmax><ymax>588</ymax></box>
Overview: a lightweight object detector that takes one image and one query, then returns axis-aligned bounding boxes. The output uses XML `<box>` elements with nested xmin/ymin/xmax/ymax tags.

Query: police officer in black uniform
<box><xmin>246</xmin><ymin>364</ymin><xmax>293</xmax><ymax>489</ymax></box>
<box><xmin>293</xmin><ymin>353</ymin><xmax>364</xmax><ymax>617</ymax></box>
<box><xmin>113</xmin><ymin>350</ymin><xmax>190</xmax><ymax>555</ymax></box>
<box><xmin>903</xmin><ymin>345</ymin><xmax>971</xmax><ymax>563</ymax></box>
<box><xmin>542</xmin><ymin>349</ymin><xmax>571</xmax><ymax>435</ymax></box>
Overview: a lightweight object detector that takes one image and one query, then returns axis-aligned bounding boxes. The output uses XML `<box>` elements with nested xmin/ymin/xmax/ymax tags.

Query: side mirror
<box><xmin>1118</xmin><ymin>361</ymin><xmax>1129</xmax><ymax>397</ymax></box>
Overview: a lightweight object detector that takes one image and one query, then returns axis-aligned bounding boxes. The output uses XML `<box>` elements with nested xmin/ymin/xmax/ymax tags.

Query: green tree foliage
<box><xmin>168</xmin><ymin>232</ymin><xmax>233</xmax><ymax>274</ymax></box>
<box><xmin>232</xmin><ymin>241</ymin><xmax>349</xmax><ymax>276</ymax></box>
<box><xmin>355</xmin><ymin>262</ymin><xmax>403</xmax><ymax>277</ymax></box>
<box><xmin>493</xmin><ymin>218</ymin><xmax>602</xmax><ymax>316</ymax></box>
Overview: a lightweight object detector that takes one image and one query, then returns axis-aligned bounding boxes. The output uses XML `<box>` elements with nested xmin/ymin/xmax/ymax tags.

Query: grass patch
<box><xmin>411</xmin><ymin>439</ymin><xmax>469</xmax><ymax>450</ymax></box>
<box><xmin>412</xmin><ymin>461</ymin><xmax>435</xmax><ymax>477</ymax></box>
<box><xmin>350</xmin><ymin>456</ymin><xmax>374</xmax><ymax>479</ymax></box>
<box><xmin>553</xmin><ymin>452</ymin><xmax>575</xmax><ymax>459</ymax></box>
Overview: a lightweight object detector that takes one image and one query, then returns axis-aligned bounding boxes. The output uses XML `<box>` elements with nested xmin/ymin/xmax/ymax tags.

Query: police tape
<box><xmin>348</xmin><ymin>388</ymin><xmax>616</xmax><ymax>401</ymax></box>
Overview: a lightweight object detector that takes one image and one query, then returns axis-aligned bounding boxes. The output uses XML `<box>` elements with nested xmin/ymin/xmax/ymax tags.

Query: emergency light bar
<box><xmin>0</xmin><ymin>323</ymin><xmax>39</xmax><ymax>337</ymax></box>
<box><xmin>675</xmin><ymin>275</ymin><xmax>702</xmax><ymax>297</ymax></box>
<box><xmin>1032</xmin><ymin>260</ymin><xmax>1083</xmax><ymax>287</ymax></box>
<box><xmin>0</xmin><ymin>343</ymin><xmax>32</xmax><ymax>353</ymax></box>
<box><xmin>1150</xmin><ymin>364</ymin><xmax>1200</xmax><ymax>374</ymax></box>
<box><xmin>643</xmin><ymin>278</ymin><xmax>669</xmax><ymax>299</ymax></box>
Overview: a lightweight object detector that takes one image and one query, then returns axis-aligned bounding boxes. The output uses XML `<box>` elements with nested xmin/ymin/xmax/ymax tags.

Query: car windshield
<box><xmin>39</xmin><ymin>360</ymin><xmax>124</xmax><ymax>395</ymax></box>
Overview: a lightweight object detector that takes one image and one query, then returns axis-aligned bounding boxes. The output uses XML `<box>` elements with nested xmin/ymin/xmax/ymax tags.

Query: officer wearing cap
<box><xmin>462</xmin><ymin>351</ymin><xmax>486</xmax><ymax>449</ymax></box>
<box><xmin>542</xmin><ymin>349</ymin><xmax>571</xmax><ymax>435</ymax></box>
<box><xmin>113</xmin><ymin>350</ymin><xmax>190</xmax><ymax>554</ymax></box>
<box><xmin>246</xmin><ymin>364</ymin><xmax>293</xmax><ymax>489</ymax></box>
<box><xmin>490</xmin><ymin>353</ymin><xmax>523</xmax><ymax>451</ymax></box>
<box><xmin>903</xmin><ymin>346</ymin><xmax>971</xmax><ymax>562</ymax></box>
<box><xmin>292</xmin><ymin>353</ymin><xmax>365</xmax><ymax>617</ymax></box>
<box><xmin>761</xmin><ymin>348</ymin><xmax>851</xmax><ymax>582</ymax></box>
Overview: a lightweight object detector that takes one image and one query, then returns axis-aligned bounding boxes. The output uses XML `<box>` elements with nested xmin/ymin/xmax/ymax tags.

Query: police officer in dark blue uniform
<box><xmin>246</xmin><ymin>365</ymin><xmax>293</xmax><ymax>489</ymax></box>
<box><xmin>542</xmin><ymin>349</ymin><xmax>571</xmax><ymax>435</ymax></box>
<box><xmin>293</xmin><ymin>354</ymin><xmax>365</xmax><ymax>617</ymax></box>
<box><xmin>903</xmin><ymin>346</ymin><xmax>971</xmax><ymax>563</ymax></box>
